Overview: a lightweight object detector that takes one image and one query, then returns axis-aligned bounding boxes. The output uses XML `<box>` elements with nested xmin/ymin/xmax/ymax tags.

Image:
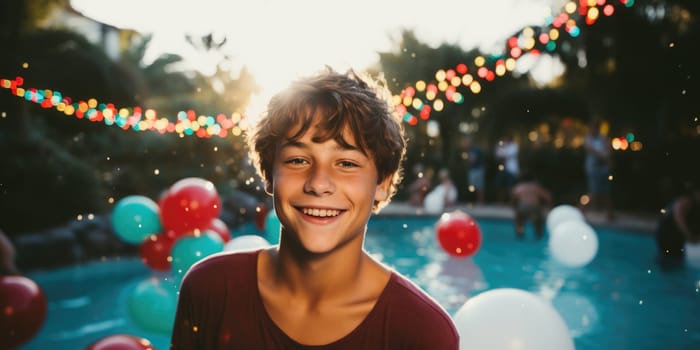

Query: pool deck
<box><xmin>378</xmin><ymin>202</ymin><xmax>658</xmax><ymax>234</ymax></box>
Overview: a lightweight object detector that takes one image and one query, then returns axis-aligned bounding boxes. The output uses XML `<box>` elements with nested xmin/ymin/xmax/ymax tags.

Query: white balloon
<box><xmin>223</xmin><ymin>235</ymin><xmax>270</xmax><ymax>253</ymax></box>
<box><xmin>424</xmin><ymin>186</ymin><xmax>445</xmax><ymax>214</ymax></box>
<box><xmin>546</xmin><ymin>204</ymin><xmax>585</xmax><ymax>234</ymax></box>
<box><xmin>685</xmin><ymin>243</ymin><xmax>700</xmax><ymax>269</ymax></box>
<box><xmin>549</xmin><ymin>220</ymin><xmax>599</xmax><ymax>267</ymax></box>
<box><xmin>454</xmin><ymin>288</ymin><xmax>575</xmax><ymax>350</ymax></box>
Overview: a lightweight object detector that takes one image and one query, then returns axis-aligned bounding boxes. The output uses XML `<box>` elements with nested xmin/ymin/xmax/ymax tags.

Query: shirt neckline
<box><xmin>251</xmin><ymin>249</ymin><xmax>396</xmax><ymax>348</ymax></box>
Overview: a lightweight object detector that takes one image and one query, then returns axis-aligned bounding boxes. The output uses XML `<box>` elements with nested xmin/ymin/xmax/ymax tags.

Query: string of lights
<box><xmin>0</xmin><ymin>77</ymin><xmax>247</xmax><ymax>138</ymax></box>
<box><xmin>1</xmin><ymin>0</ymin><xmax>635</xmax><ymax>138</ymax></box>
<box><xmin>393</xmin><ymin>0</ymin><xmax>635</xmax><ymax>125</ymax></box>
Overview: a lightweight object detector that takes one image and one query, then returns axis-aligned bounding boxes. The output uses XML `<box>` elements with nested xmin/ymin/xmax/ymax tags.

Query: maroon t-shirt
<box><xmin>171</xmin><ymin>250</ymin><xmax>459</xmax><ymax>349</ymax></box>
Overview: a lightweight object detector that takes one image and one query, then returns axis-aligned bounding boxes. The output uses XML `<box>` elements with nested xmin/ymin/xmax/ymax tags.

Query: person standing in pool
<box><xmin>510</xmin><ymin>172</ymin><xmax>552</xmax><ymax>239</ymax></box>
<box><xmin>171</xmin><ymin>67</ymin><xmax>459</xmax><ymax>349</ymax></box>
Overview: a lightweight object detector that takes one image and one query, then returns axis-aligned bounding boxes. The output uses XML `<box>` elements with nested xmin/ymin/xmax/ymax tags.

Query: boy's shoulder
<box><xmin>377</xmin><ymin>272</ymin><xmax>460</xmax><ymax>347</ymax></box>
<box><xmin>386</xmin><ymin>272</ymin><xmax>452</xmax><ymax>318</ymax></box>
<box><xmin>380</xmin><ymin>272</ymin><xmax>459</xmax><ymax>344</ymax></box>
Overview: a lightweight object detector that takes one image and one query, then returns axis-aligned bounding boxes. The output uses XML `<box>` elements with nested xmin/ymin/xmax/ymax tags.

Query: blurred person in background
<box><xmin>463</xmin><ymin>136</ymin><xmax>485</xmax><ymax>206</ymax></box>
<box><xmin>583</xmin><ymin>119</ymin><xmax>614</xmax><ymax>221</ymax></box>
<box><xmin>493</xmin><ymin>135</ymin><xmax>519</xmax><ymax>203</ymax></box>
<box><xmin>511</xmin><ymin>172</ymin><xmax>552</xmax><ymax>239</ymax></box>
<box><xmin>424</xmin><ymin>168</ymin><xmax>458</xmax><ymax>214</ymax></box>
<box><xmin>407</xmin><ymin>163</ymin><xmax>433</xmax><ymax>207</ymax></box>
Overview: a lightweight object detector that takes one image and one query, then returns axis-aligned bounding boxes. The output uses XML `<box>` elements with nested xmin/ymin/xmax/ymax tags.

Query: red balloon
<box><xmin>0</xmin><ymin>275</ymin><xmax>48</xmax><ymax>348</ymax></box>
<box><xmin>139</xmin><ymin>233</ymin><xmax>177</xmax><ymax>271</ymax></box>
<box><xmin>85</xmin><ymin>334</ymin><xmax>155</xmax><ymax>350</ymax></box>
<box><xmin>159</xmin><ymin>177</ymin><xmax>221</xmax><ymax>235</ymax></box>
<box><xmin>206</xmin><ymin>218</ymin><xmax>231</xmax><ymax>243</ymax></box>
<box><xmin>162</xmin><ymin>228</ymin><xmax>179</xmax><ymax>241</ymax></box>
<box><xmin>436</xmin><ymin>211</ymin><xmax>482</xmax><ymax>258</ymax></box>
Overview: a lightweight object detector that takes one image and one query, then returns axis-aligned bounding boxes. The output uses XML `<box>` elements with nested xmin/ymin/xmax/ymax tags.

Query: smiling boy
<box><xmin>171</xmin><ymin>67</ymin><xmax>459</xmax><ymax>349</ymax></box>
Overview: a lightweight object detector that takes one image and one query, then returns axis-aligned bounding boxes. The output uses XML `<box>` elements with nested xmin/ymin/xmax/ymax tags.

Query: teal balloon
<box><xmin>112</xmin><ymin>195</ymin><xmax>162</xmax><ymax>244</ymax></box>
<box><xmin>264</xmin><ymin>209</ymin><xmax>282</xmax><ymax>244</ymax></box>
<box><xmin>171</xmin><ymin>232</ymin><xmax>224</xmax><ymax>277</ymax></box>
<box><xmin>127</xmin><ymin>277</ymin><xmax>178</xmax><ymax>334</ymax></box>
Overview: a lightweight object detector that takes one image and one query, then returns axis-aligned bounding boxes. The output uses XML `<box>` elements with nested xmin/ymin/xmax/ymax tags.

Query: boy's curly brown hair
<box><xmin>246</xmin><ymin>67</ymin><xmax>406</xmax><ymax>212</ymax></box>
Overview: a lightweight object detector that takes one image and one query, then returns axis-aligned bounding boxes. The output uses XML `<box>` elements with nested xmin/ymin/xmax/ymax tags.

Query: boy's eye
<box><xmin>338</xmin><ymin>160</ymin><xmax>359</xmax><ymax>168</ymax></box>
<box><xmin>285</xmin><ymin>158</ymin><xmax>308</xmax><ymax>165</ymax></box>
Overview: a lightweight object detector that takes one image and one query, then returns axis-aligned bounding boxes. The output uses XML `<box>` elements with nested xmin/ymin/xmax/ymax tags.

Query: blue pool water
<box><xmin>21</xmin><ymin>217</ymin><xmax>700</xmax><ymax>349</ymax></box>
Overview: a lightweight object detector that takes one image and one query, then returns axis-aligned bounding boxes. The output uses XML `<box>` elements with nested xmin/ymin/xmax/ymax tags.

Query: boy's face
<box><xmin>269</xmin><ymin>117</ymin><xmax>391</xmax><ymax>254</ymax></box>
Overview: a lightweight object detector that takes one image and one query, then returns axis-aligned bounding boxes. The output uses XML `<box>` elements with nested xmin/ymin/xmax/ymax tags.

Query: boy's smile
<box><xmin>300</xmin><ymin>207</ymin><xmax>342</xmax><ymax>217</ymax></box>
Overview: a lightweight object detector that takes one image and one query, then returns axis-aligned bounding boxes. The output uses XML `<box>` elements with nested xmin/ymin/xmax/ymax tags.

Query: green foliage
<box><xmin>0</xmin><ymin>6</ymin><xmax>261</xmax><ymax>234</ymax></box>
<box><xmin>14</xmin><ymin>28</ymin><xmax>143</xmax><ymax>106</ymax></box>
<box><xmin>0</xmin><ymin>133</ymin><xmax>106</xmax><ymax>233</ymax></box>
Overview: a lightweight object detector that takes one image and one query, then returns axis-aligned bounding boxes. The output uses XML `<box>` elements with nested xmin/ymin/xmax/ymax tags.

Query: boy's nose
<box><xmin>304</xmin><ymin>166</ymin><xmax>335</xmax><ymax>195</ymax></box>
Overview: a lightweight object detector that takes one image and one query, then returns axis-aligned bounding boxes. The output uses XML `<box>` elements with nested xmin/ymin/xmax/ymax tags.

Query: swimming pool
<box><xmin>20</xmin><ymin>216</ymin><xmax>700</xmax><ymax>349</ymax></box>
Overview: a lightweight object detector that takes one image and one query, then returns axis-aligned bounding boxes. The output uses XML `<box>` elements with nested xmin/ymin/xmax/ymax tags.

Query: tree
<box><xmin>0</xmin><ymin>1</ymin><xmax>145</xmax><ymax>233</ymax></box>
<box><xmin>0</xmin><ymin>3</ymin><xmax>262</xmax><ymax>233</ymax></box>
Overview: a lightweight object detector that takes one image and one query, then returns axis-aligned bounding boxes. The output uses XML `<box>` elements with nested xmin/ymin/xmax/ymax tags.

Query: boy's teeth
<box><xmin>302</xmin><ymin>208</ymin><xmax>340</xmax><ymax>217</ymax></box>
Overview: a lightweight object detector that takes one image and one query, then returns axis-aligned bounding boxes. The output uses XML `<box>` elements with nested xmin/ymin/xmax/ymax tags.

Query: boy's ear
<box><xmin>374</xmin><ymin>175</ymin><xmax>393</xmax><ymax>203</ymax></box>
<box><xmin>264</xmin><ymin>181</ymin><xmax>273</xmax><ymax>195</ymax></box>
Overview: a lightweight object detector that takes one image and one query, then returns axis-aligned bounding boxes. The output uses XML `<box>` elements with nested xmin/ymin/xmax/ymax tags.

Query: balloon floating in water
<box><xmin>549</xmin><ymin>220</ymin><xmax>599</xmax><ymax>268</ymax></box>
<box><xmin>453</xmin><ymin>288</ymin><xmax>574</xmax><ymax>350</ymax></box>
<box><xmin>112</xmin><ymin>195</ymin><xmax>162</xmax><ymax>244</ymax></box>
<box><xmin>170</xmin><ymin>231</ymin><xmax>224</xmax><ymax>277</ymax></box>
<box><xmin>159</xmin><ymin>177</ymin><xmax>221</xmax><ymax>234</ymax></box>
<box><xmin>435</xmin><ymin>210</ymin><xmax>482</xmax><ymax>258</ymax></box>
<box><xmin>127</xmin><ymin>278</ymin><xmax>178</xmax><ymax>334</ymax></box>
<box><xmin>85</xmin><ymin>333</ymin><xmax>156</xmax><ymax>350</ymax></box>
<box><xmin>206</xmin><ymin>217</ymin><xmax>232</xmax><ymax>243</ymax></box>
<box><xmin>546</xmin><ymin>204</ymin><xmax>585</xmax><ymax>234</ymax></box>
<box><xmin>0</xmin><ymin>275</ymin><xmax>48</xmax><ymax>349</ymax></box>
<box><xmin>139</xmin><ymin>232</ymin><xmax>177</xmax><ymax>272</ymax></box>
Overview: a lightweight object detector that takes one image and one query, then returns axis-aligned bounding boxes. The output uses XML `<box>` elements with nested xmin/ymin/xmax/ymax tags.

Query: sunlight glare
<box><xmin>71</xmin><ymin>0</ymin><xmax>561</xmax><ymax>118</ymax></box>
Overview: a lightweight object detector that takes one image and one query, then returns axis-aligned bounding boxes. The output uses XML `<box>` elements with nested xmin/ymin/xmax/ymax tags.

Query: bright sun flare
<box><xmin>71</xmin><ymin>0</ymin><xmax>559</xmax><ymax>118</ymax></box>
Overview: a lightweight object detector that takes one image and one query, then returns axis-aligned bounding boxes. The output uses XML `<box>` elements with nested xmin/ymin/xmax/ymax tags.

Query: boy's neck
<box><xmin>257</xmin><ymin>243</ymin><xmax>392</xmax><ymax>345</ymax></box>
<box><xmin>263</xmin><ymin>238</ymin><xmax>385</xmax><ymax>303</ymax></box>
<box><xmin>281</xmin><ymin>244</ymin><xmax>364</xmax><ymax>296</ymax></box>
